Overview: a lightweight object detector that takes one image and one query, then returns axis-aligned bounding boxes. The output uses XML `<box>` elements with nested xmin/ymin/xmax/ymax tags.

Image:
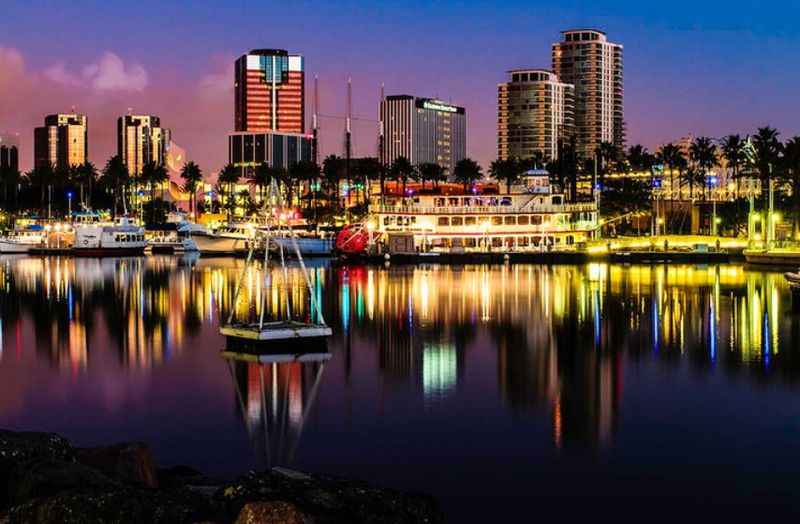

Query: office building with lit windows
<box><xmin>552</xmin><ymin>29</ymin><xmax>623</xmax><ymax>160</ymax></box>
<box><xmin>497</xmin><ymin>69</ymin><xmax>574</xmax><ymax>162</ymax></box>
<box><xmin>234</xmin><ymin>49</ymin><xmax>305</xmax><ymax>134</ymax></box>
<box><xmin>380</xmin><ymin>95</ymin><xmax>466</xmax><ymax>175</ymax></box>
<box><xmin>117</xmin><ymin>114</ymin><xmax>171</xmax><ymax>176</ymax></box>
<box><xmin>34</xmin><ymin>113</ymin><xmax>88</xmax><ymax>169</ymax></box>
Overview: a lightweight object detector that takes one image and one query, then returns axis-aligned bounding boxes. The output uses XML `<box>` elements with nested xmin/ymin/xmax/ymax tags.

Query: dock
<box><xmin>220</xmin><ymin>320</ymin><xmax>333</xmax><ymax>342</ymax></box>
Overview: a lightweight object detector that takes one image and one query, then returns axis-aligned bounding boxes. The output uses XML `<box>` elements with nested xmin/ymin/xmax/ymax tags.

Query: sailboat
<box><xmin>219</xmin><ymin>180</ymin><xmax>332</xmax><ymax>343</ymax></box>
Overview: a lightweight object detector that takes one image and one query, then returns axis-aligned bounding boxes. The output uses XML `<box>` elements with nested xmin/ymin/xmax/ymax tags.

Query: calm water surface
<box><xmin>1</xmin><ymin>256</ymin><xmax>800</xmax><ymax>522</ymax></box>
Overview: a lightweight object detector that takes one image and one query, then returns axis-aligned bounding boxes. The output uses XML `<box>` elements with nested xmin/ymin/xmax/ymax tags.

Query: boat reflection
<box><xmin>223</xmin><ymin>348</ymin><xmax>329</xmax><ymax>469</ymax></box>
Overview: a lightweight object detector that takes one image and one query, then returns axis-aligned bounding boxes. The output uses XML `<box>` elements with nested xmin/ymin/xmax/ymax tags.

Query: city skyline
<box><xmin>2</xmin><ymin>1</ymin><xmax>800</xmax><ymax>175</ymax></box>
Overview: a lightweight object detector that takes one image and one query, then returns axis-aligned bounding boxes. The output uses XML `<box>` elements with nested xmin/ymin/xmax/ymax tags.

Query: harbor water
<box><xmin>1</xmin><ymin>255</ymin><xmax>800</xmax><ymax>521</ymax></box>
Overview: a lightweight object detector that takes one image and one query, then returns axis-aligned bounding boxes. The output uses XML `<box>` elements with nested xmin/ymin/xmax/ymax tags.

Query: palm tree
<box><xmin>75</xmin><ymin>161</ymin><xmax>97</xmax><ymax>208</ymax></box>
<box><xmin>249</xmin><ymin>162</ymin><xmax>273</xmax><ymax>206</ymax></box>
<box><xmin>180</xmin><ymin>161</ymin><xmax>203</xmax><ymax>219</ymax></box>
<box><xmin>390</xmin><ymin>156</ymin><xmax>416</xmax><ymax>199</ymax></box>
<box><xmin>627</xmin><ymin>145</ymin><xmax>655</xmax><ymax>173</ymax></box>
<box><xmin>217</xmin><ymin>164</ymin><xmax>241</xmax><ymax>222</ymax></box>
<box><xmin>720</xmin><ymin>135</ymin><xmax>745</xmax><ymax>197</ymax></box>
<box><xmin>322</xmin><ymin>155</ymin><xmax>343</xmax><ymax>210</ymax></box>
<box><xmin>689</xmin><ymin>136</ymin><xmax>718</xmax><ymax>200</ymax></box>
<box><xmin>596</xmin><ymin>141</ymin><xmax>620</xmax><ymax>190</ymax></box>
<box><xmin>489</xmin><ymin>158</ymin><xmax>520</xmax><ymax>194</ymax></box>
<box><xmin>0</xmin><ymin>163</ymin><xmax>22</xmax><ymax>213</ymax></box>
<box><xmin>418</xmin><ymin>162</ymin><xmax>445</xmax><ymax>191</ymax></box>
<box><xmin>453</xmin><ymin>158</ymin><xmax>482</xmax><ymax>193</ymax></box>
<box><xmin>782</xmin><ymin>137</ymin><xmax>800</xmax><ymax>237</ymax></box>
<box><xmin>100</xmin><ymin>156</ymin><xmax>129</xmax><ymax>217</ymax></box>
<box><xmin>27</xmin><ymin>164</ymin><xmax>54</xmax><ymax>216</ymax></box>
<box><xmin>751</xmin><ymin>127</ymin><xmax>783</xmax><ymax>204</ymax></box>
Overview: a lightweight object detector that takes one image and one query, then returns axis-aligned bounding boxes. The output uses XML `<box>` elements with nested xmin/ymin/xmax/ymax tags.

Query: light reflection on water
<box><xmin>1</xmin><ymin>256</ymin><xmax>800</xmax><ymax>520</ymax></box>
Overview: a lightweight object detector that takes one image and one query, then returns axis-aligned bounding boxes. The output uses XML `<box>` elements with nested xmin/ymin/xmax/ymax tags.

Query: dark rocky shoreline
<box><xmin>0</xmin><ymin>430</ymin><xmax>442</xmax><ymax>523</ymax></box>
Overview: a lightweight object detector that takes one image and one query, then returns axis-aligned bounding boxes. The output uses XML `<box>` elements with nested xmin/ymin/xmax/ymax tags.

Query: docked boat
<box><xmin>146</xmin><ymin>223</ymin><xmax>199</xmax><ymax>254</ymax></box>
<box><xmin>73</xmin><ymin>216</ymin><xmax>146</xmax><ymax>256</ymax></box>
<box><xmin>193</xmin><ymin>223</ymin><xmax>257</xmax><ymax>255</ymax></box>
<box><xmin>0</xmin><ymin>224</ymin><xmax>46</xmax><ymax>253</ymax></box>
<box><xmin>271</xmin><ymin>235</ymin><xmax>334</xmax><ymax>256</ymax></box>
<box><xmin>744</xmin><ymin>249</ymin><xmax>800</xmax><ymax>266</ymax></box>
<box><xmin>344</xmin><ymin>173</ymin><xmax>598</xmax><ymax>255</ymax></box>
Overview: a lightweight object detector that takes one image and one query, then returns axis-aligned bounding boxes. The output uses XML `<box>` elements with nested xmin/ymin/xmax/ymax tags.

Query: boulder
<box><xmin>75</xmin><ymin>442</ymin><xmax>158</xmax><ymax>488</ymax></box>
<box><xmin>234</xmin><ymin>501</ymin><xmax>310</xmax><ymax>524</ymax></box>
<box><xmin>216</xmin><ymin>469</ymin><xmax>443</xmax><ymax>524</ymax></box>
<box><xmin>11</xmin><ymin>459</ymin><xmax>116</xmax><ymax>505</ymax></box>
<box><xmin>6</xmin><ymin>487</ymin><xmax>213</xmax><ymax>524</ymax></box>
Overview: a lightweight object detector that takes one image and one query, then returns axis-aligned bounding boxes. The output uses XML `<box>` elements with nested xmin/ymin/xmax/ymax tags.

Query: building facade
<box><xmin>0</xmin><ymin>133</ymin><xmax>19</xmax><ymax>173</ymax></box>
<box><xmin>33</xmin><ymin>114</ymin><xmax>88</xmax><ymax>169</ymax></box>
<box><xmin>380</xmin><ymin>95</ymin><xmax>466</xmax><ymax>175</ymax></box>
<box><xmin>234</xmin><ymin>49</ymin><xmax>304</xmax><ymax>134</ymax></box>
<box><xmin>497</xmin><ymin>69</ymin><xmax>574</xmax><ymax>162</ymax></box>
<box><xmin>552</xmin><ymin>29</ymin><xmax>623</xmax><ymax>160</ymax></box>
<box><xmin>228</xmin><ymin>131</ymin><xmax>313</xmax><ymax>175</ymax></box>
<box><xmin>117</xmin><ymin>115</ymin><xmax>171</xmax><ymax>176</ymax></box>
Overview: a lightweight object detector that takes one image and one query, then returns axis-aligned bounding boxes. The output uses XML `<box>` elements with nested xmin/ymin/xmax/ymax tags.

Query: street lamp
<box><xmin>66</xmin><ymin>191</ymin><xmax>73</xmax><ymax>221</ymax></box>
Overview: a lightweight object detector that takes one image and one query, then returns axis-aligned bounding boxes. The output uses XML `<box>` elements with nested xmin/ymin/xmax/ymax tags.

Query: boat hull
<box><xmin>72</xmin><ymin>247</ymin><xmax>146</xmax><ymax>257</ymax></box>
<box><xmin>0</xmin><ymin>241</ymin><xmax>36</xmax><ymax>254</ymax></box>
<box><xmin>272</xmin><ymin>237</ymin><xmax>333</xmax><ymax>256</ymax></box>
<box><xmin>744</xmin><ymin>250</ymin><xmax>800</xmax><ymax>266</ymax></box>
<box><xmin>194</xmin><ymin>234</ymin><xmax>252</xmax><ymax>255</ymax></box>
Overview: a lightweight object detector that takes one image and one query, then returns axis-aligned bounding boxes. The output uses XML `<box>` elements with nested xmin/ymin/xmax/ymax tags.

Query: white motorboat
<box><xmin>146</xmin><ymin>224</ymin><xmax>199</xmax><ymax>254</ymax></box>
<box><xmin>193</xmin><ymin>223</ymin><xmax>257</xmax><ymax>255</ymax></box>
<box><xmin>0</xmin><ymin>224</ymin><xmax>46</xmax><ymax>253</ymax></box>
<box><xmin>73</xmin><ymin>216</ymin><xmax>147</xmax><ymax>256</ymax></box>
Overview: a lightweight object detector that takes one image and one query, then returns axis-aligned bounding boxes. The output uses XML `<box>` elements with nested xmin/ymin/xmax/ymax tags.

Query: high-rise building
<box><xmin>234</xmin><ymin>49</ymin><xmax>305</xmax><ymax>134</ymax></box>
<box><xmin>380</xmin><ymin>95</ymin><xmax>466</xmax><ymax>175</ymax></box>
<box><xmin>497</xmin><ymin>69</ymin><xmax>574</xmax><ymax>162</ymax></box>
<box><xmin>117</xmin><ymin>115</ymin><xmax>171</xmax><ymax>175</ymax></box>
<box><xmin>552</xmin><ymin>29</ymin><xmax>623</xmax><ymax>160</ymax></box>
<box><xmin>34</xmin><ymin>114</ymin><xmax>88</xmax><ymax>169</ymax></box>
<box><xmin>228</xmin><ymin>131</ymin><xmax>312</xmax><ymax>174</ymax></box>
<box><xmin>0</xmin><ymin>133</ymin><xmax>19</xmax><ymax>173</ymax></box>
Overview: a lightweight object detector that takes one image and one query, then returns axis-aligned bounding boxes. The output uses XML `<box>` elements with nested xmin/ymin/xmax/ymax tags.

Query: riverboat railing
<box><xmin>374</xmin><ymin>203</ymin><xmax>597</xmax><ymax>215</ymax></box>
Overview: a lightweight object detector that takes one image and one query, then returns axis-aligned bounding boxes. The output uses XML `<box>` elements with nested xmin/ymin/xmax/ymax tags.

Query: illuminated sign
<box><xmin>422</xmin><ymin>100</ymin><xmax>459</xmax><ymax>113</ymax></box>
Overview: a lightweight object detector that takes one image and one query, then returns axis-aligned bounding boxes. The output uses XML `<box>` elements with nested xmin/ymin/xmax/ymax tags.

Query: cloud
<box><xmin>45</xmin><ymin>52</ymin><xmax>148</xmax><ymax>92</ymax></box>
<box><xmin>83</xmin><ymin>52</ymin><xmax>148</xmax><ymax>92</ymax></box>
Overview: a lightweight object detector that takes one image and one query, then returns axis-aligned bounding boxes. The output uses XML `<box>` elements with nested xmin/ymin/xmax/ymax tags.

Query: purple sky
<box><xmin>2</xmin><ymin>0</ymin><xmax>800</xmax><ymax>177</ymax></box>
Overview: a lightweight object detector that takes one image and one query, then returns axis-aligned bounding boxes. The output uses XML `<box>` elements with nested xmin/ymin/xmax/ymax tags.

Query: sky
<box><xmin>3</xmin><ymin>0</ymin><xmax>800</xmax><ymax>179</ymax></box>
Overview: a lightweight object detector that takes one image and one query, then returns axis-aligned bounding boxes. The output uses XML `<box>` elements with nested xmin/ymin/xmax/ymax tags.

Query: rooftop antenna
<box><xmin>345</xmin><ymin>76</ymin><xmax>352</xmax><ymax>206</ymax></box>
<box><xmin>312</xmin><ymin>75</ymin><xmax>320</xmax><ymax>166</ymax></box>
<box><xmin>378</xmin><ymin>82</ymin><xmax>385</xmax><ymax>163</ymax></box>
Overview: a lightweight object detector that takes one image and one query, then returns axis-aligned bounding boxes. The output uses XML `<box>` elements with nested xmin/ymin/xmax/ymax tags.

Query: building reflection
<box><xmin>3</xmin><ymin>253</ymin><xmax>800</xmax><ymax>452</ymax></box>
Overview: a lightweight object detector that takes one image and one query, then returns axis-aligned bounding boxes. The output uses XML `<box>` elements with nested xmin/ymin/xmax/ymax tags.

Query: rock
<box><xmin>234</xmin><ymin>501</ymin><xmax>310</xmax><ymax>524</ymax></box>
<box><xmin>6</xmin><ymin>487</ymin><xmax>210</xmax><ymax>524</ymax></box>
<box><xmin>158</xmin><ymin>465</ymin><xmax>221</xmax><ymax>492</ymax></box>
<box><xmin>11</xmin><ymin>459</ymin><xmax>116</xmax><ymax>505</ymax></box>
<box><xmin>216</xmin><ymin>469</ymin><xmax>443</xmax><ymax>524</ymax></box>
<box><xmin>0</xmin><ymin>430</ymin><xmax>76</xmax><ymax>510</ymax></box>
<box><xmin>75</xmin><ymin>442</ymin><xmax>158</xmax><ymax>488</ymax></box>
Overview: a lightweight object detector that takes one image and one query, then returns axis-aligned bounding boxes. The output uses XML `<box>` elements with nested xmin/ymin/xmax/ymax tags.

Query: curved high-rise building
<box><xmin>552</xmin><ymin>29</ymin><xmax>624</xmax><ymax>160</ymax></box>
<box><xmin>497</xmin><ymin>69</ymin><xmax>574</xmax><ymax>162</ymax></box>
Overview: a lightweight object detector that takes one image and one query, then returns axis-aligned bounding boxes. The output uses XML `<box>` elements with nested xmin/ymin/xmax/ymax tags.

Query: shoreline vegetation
<box><xmin>0</xmin><ymin>429</ymin><xmax>442</xmax><ymax>524</ymax></box>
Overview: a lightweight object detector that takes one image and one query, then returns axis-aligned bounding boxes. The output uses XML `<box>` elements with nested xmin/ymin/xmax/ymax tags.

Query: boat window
<box><xmin>518</xmin><ymin>216</ymin><xmax>529</xmax><ymax>225</ymax></box>
<box><xmin>491</xmin><ymin>237</ymin><xmax>503</xmax><ymax>248</ymax></box>
<box><xmin>532</xmin><ymin>215</ymin><xmax>542</xmax><ymax>225</ymax></box>
<box><xmin>552</xmin><ymin>196</ymin><xmax>562</xmax><ymax>205</ymax></box>
<box><xmin>500</xmin><ymin>197</ymin><xmax>512</xmax><ymax>206</ymax></box>
<box><xmin>384</xmin><ymin>216</ymin><xmax>393</xmax><ymax>226</ymax></box>
<box><xmin>434</xmin><ymin>198</ymin><xmax>445</xmax><ymax>207</ymax></box>
<box><xmin>451</xmin><ymin>217</ymin><xmax>463</xmax><ymax>226</ymax></box>
<box><xmin>491</xmin><ymin>216</ymin><xmax>503</xmax><ymax>226</ymax></box>
<box><xmin>504</xmin><ymin>216</ymin><xmax>516</xmax><ymax>225</ymax></box>
<box><xmin>462</xmin><ymin>197</ymin><xmax>471</xmax><ymax>206</ymax></box>
<box><xmin>437</xmin><ymin>217</ymin><xmax>450</xmax><ymax>226</ymax></box>
<box><xmin>464</xmin><ymin>238</ymin><xmax>477</xmax><ymax>248</ymax></box>
<box><xmin>464</xmin><ymin>216</ymin><xmax>477</xmax><ymax>226</ymax></box>
<box><xmin>518</xmin><ymin>237</ymin><xmax>529</xmax><ymax>247</ymax></box>
<box><xmin>448</xmin><ymin>198</ymin><xmax>459</xmax><ymax>206</ymax></box>
<box><xmin>452</xmin><ymin>238</ymin><xmax>463</xmax><ymax>247</ymax></box>
<box><xmin>488</xmin><ymin>197</ymin><xmax>498</xmax><ymax>206</ymax></box>
<box><xmin>533</xmin><ymin>236</ymin><xmax>541</xmax><ymax>246</ymax></box>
